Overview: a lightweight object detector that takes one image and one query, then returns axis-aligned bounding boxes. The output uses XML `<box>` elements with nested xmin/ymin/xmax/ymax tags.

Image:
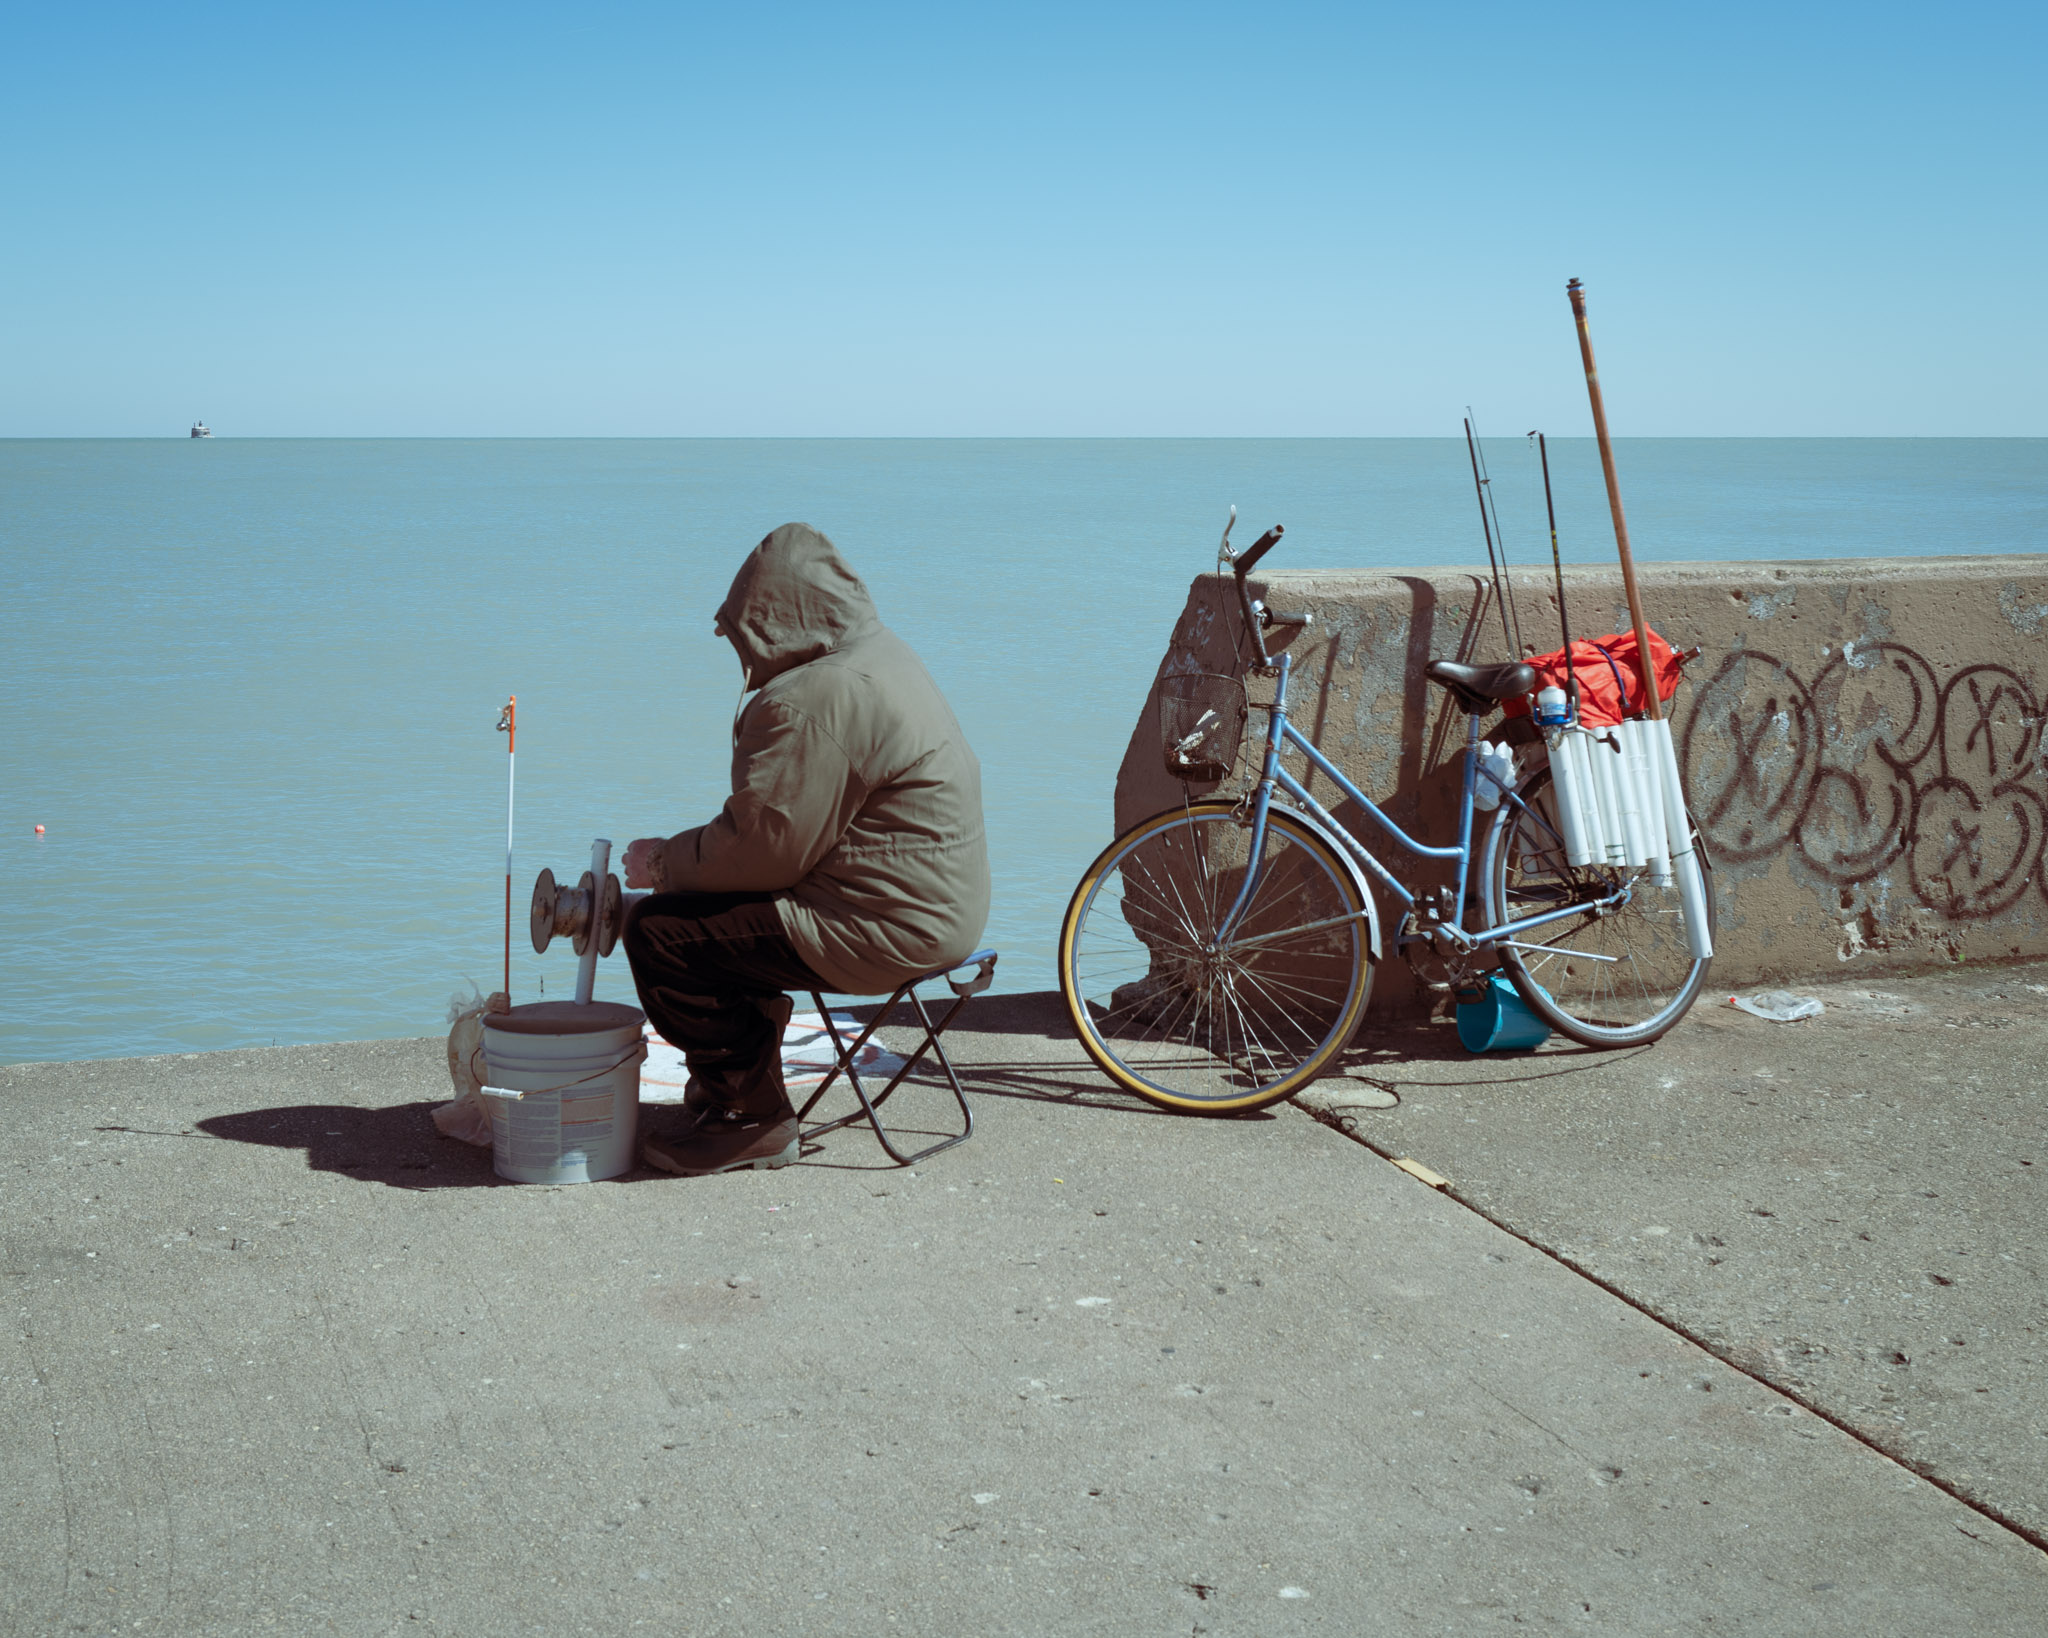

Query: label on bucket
<box><xmin>484</xmin><ymin>1086</ymin><xmax>617</xmax><ymax>1173</ymax></box>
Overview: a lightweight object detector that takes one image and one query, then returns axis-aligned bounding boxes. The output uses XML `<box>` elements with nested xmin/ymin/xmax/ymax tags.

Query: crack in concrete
<box><xmin>1294</xmin><ymin>1096</ymin><xmax>2048</xmax><ymax>1559</ymax></box>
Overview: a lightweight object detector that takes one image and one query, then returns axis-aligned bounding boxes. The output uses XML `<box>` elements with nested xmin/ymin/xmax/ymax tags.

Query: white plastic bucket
<box><xmin>480</xmin><ymin>1001</ymin><xmax>647</xmax><ymax>1184</ymax></box>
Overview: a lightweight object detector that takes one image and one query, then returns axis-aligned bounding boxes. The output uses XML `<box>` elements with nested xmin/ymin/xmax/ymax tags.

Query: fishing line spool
<box><xmin>531</xmin><ymin>865</ymin><xmax>624</xmax><ymax>958</ymax></box>
<box><xmin>527</xmin><ymin>837</ymin><xmax>648</xmax><ymax>1005</ymax></box>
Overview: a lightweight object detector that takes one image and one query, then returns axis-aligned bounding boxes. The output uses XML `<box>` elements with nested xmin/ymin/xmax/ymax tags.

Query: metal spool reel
<box><xmin>530</xmin><ymin>865</ymin><xmax>625</xmax><ymax>957</ymax></box>
<box><xmin>527</xmin><ymin>838</ymin><xmax>645</xmax><ymax>1008</ymax></box>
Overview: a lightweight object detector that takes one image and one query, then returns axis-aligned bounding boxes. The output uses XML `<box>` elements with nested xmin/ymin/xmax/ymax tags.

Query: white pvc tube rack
<box><xmin>574</xmin><ymin>837</ymin><xmax>611</xmax><ymax>1006</ymax></box>
<box><xmin>1546</xmin><ymin>728</ymin><xmax>1593</xmax><ymax>866</ymax></box>
<box><xmin>1623</xmin><ymin>719</ymin><xmax>1673</xmax><ymax>885</ymax></box>
<box><xmin>1551</xmin><ymin>728</ymin><xmax>1604</xmax><ymax>867</ymax></box>
<box><xmin>1570</xmin><ymin>730</ymin><xmax>1608</xmax><ymax>865</ymax></box>
<box><xmin>1548</xmin><ymin>719</ymin><xmax>1710</xmax><ymax>958</ymax></box>
<box><xmin>1618</xmin><ymin>722</ymin><xmax>1651</xmax><ymax>867</ymax></box>
<box><xmin>1589</xmin><ymin>730</ymin><xmax>1627</xmax><ymax>865</ymax></box>
<box><xmin>1652</xmin><ymin>719</ymin><xmax>1714</xmax><ymax>960</ymax></box>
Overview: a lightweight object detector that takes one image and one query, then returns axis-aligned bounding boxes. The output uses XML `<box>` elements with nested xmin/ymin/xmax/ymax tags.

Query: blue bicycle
<box><xmin>1057</xmin><ymin>516</ymin><xmax>1716</xmax><ymax>1114</ymax></box>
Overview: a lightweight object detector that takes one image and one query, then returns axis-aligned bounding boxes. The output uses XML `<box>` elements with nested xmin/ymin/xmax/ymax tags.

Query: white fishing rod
<box><xmin>496</xmin><ymin>694</ymin><xmax>516</xmax><ymax>997</ymax></box>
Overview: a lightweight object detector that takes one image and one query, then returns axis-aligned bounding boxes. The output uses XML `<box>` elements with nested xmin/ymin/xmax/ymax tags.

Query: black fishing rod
<box><xmin>1475</xmin><ymin>428</ymin><xmax>1522</xmax><ymax>653</ymax></box>
<box><xmin>1526</xmin><ymin>430</ymin><xmax>1578</xmax><ymax>716</ymax></box>
<box><xmin>1462</xmin><ymin>413</ymin><xmax>1523</xmax><ymax>657</ymax></box>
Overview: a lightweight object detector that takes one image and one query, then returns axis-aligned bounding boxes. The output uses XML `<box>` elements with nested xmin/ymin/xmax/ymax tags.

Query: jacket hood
<box><xmin>717</xmin><ymin>523</ymin><xmax>879</xmax><ymax>688</ymax></box>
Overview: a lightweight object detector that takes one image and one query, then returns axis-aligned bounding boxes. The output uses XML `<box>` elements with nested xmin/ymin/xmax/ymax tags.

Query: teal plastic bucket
<box><xmin>1455</xmin><ymin>975</ymin><xmax>1552</xmax><ymax>1053</ymax></box>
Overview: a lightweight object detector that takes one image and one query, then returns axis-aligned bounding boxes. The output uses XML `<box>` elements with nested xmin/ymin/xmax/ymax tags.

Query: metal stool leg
<box><xmin>794</xmin><ymin>952</ymin><xmax>995</xmax><ymax>1166</ymax></box>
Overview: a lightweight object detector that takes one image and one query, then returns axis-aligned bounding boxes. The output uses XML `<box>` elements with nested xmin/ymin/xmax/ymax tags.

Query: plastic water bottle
<box><xmin>1534</xmin><ymin>685</ymin><xmax>1571</xmax><ymax>728</ymax></box>
<box><xmin>1473</xmin><ymin>741</ymin><xmax>1517</xmax><ymax>811</ymax></box>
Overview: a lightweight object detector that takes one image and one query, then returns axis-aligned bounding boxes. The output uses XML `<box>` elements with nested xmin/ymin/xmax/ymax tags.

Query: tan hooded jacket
<box><xmin>656</xmin><ymin>524</ymin><xmax>991</xmax><ymax>995</ymax></box>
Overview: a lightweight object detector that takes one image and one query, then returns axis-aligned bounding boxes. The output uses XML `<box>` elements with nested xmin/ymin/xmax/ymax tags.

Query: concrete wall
<box><xmin>1113</xmin><ymin>556</ymin><xmax>2048</xmax><ymax>1013</ymax></box>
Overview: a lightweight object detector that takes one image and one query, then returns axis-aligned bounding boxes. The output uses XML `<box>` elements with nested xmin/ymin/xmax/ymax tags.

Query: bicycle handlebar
<box><xmin>1237</xmin><ymin>525</ymin><xmax>1283</xmax><ymax>574</ymax></box>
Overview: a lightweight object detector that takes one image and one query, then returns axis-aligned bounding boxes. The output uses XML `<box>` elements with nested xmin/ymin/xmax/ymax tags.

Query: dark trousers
<box><xmin>621</xmin><ymin>891</ymin><xmax>831</xmax><ymax>1119</ymax></box>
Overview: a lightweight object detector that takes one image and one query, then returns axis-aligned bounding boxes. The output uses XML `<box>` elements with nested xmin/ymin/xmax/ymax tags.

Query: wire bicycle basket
<box><xmin>1159</xmin><ymin>671</ymin><xmax>1249</xmax><ymax>784</ymax></box>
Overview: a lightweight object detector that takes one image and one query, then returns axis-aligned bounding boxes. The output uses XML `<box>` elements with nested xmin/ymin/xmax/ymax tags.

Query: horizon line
<box><xmin>5</xmin><ymin>433</ymin><xmax>2045</xmax><ymax>443</ymax></box>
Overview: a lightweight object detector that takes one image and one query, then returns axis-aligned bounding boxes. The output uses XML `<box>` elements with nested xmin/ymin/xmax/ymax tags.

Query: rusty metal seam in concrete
<box><xmin>1288</xmin><ymin>1097</ymin><xmax>2048</xmax><ymax>1560</ymax></box>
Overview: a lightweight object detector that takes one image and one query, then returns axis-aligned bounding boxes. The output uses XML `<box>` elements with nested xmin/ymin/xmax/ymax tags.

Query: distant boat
<box><xmin>190</xmin><ymin>421</ymin><xmax>212</xmax><ymax>438</ymax></box>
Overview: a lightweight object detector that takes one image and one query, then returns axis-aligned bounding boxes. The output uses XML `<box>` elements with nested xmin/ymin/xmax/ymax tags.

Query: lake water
<box><xmin>4</xmin><ymin>438</ymin><xmax>2043</xmax><ymax>1064</ymax></box>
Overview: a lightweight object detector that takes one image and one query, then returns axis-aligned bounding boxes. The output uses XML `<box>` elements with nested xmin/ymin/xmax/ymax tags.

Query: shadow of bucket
<box><xmin>1454</xmin><ymin>975</ymin><xmax>1552</xmax><ymax>1053</ymax></box>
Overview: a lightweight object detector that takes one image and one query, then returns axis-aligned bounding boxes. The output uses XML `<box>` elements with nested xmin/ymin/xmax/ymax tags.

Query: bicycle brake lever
<box><xmin>1216</xmin><ymin>505</ymin><xmax>1238</xmax><ymax>573</ymax></box>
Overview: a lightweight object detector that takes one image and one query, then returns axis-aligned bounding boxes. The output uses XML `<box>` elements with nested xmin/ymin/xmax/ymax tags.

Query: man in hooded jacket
<box><xmin>619</xmin><ymin>524</ymin><xmax>990</xmax><ymax>1176</ymax></box>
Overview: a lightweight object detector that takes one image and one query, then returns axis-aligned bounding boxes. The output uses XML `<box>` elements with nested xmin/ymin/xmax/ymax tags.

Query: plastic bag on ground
<box><xmin>435</xmin><ymin>986</ymin><xmax>510</xmax><ymax>1145</ymax></box>
<box><xmin>1730</xmin><ymin>990</ymin><xmax>1825</xmax><ymax>1022</ymax></box>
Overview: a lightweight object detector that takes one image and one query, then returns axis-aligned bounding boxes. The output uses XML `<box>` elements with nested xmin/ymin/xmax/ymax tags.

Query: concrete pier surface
<box><xmin>1297</xmin><ymin>959</ymin><xmax>2048</xmax><ymax>1548</ymax></box>
<box><xmin>6</xmin><ymin>964</ymin><xmax>2047</xmax><ymax>1635</ymax></box>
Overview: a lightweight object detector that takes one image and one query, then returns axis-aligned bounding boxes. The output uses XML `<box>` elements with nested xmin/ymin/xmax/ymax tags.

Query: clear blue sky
<box><xmin>4</xmin><ymin>2</ymin><xmax>2040</xmax><ymax>436</ymax></box>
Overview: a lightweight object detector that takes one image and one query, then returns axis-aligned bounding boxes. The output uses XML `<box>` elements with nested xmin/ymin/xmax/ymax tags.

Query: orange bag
<box><xmin>1501</xmin><ymin>630</ymin><xmax>1682</xmax><ymax>729</ymax></box>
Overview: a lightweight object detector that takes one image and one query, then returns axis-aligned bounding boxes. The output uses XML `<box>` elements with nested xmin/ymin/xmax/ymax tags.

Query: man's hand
<box><xmin>621</xmin><ymin>837</ymin><xmax>666</xmax><ymax>891</ymax></box>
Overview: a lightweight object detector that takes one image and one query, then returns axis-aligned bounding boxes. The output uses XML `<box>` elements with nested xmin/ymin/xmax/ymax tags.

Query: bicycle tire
<box><xmin>1482</xmin><ymin>764</ymin><xmax>1715</xmax><ymax>1046</ymax></box>
<box><xmin>1058</xmin><ymin>800</ymin><xmax>1373</xmax><ymax>1113</ymax></box>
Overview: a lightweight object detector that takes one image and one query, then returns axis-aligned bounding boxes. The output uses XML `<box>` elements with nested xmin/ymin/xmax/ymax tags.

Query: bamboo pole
<box><xmin>1566</xmin><ymin>278</ymin><xmax>1662</xmax><ymax>721</ymax></box>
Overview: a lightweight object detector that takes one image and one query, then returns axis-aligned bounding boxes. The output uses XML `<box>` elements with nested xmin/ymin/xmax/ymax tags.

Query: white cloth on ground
<box><xmin>638</xmin><ymin>1012</ymin><xmax>905</xmax><ymax>1103</ymax></box>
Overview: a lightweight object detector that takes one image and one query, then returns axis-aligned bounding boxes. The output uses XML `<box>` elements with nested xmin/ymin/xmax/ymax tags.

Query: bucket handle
<box><xmin>476</xmin><ymin>1040</ymin><xmax>648</xmax><ymax>1102</ymax></box>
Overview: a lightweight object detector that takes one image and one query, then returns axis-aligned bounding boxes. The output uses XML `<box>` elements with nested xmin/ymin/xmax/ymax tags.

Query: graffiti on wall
<box><xmin>1681</xmin><ymin>644</ymin><xmax>2047</xmax><ymax>921</ymax></box>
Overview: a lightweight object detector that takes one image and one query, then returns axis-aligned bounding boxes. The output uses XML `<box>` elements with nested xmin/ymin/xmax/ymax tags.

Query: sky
<box><xmin>3</xmin><ymin>2</ymin><xmax>2042</xmax><ymax>437</ymax></box>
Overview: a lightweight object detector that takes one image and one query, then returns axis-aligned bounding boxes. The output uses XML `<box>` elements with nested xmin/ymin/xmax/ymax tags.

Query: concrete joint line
<box><xmin>1291</xmin><ymin>1096</ymin><xmax>2048</xmax><ymax>1560</ymax></box>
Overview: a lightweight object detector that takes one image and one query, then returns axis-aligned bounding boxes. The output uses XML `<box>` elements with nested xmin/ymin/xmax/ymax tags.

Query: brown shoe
<box><xmin>642</xmin><ymin>1112</ymin><xmax>799</xmax><ymax>1176</ymax></box>
<box><xmin>643</xmin><ymin>1078</ymin><xmax>717</xmax><ymax>1143</ymax></box>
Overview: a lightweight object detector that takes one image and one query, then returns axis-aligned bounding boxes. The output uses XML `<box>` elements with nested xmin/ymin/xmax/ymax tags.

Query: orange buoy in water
<box><xmin>33</xmin><ymin>825</ymin><xmax>45</xmax><ymax>835</ymax></box>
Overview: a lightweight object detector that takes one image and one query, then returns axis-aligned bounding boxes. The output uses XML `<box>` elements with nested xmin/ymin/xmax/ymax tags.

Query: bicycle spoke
<box><xmin>1062</xmin><ymin>804</ymin><xmax>1370</xmax><ymax>1108</ymax></box>
<box><xmin>1119</xmin><ymin>858</ymin><xmax>1208</xmax><ymax>949</ymax></box>
<box><xmin>1226</xmin><ymin>961</ymin><xmax>1335</xmax><ymax>1058</ymax></box>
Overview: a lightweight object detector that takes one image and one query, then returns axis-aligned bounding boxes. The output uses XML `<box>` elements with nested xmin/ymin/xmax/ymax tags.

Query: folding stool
<box><xmin>795</xmin><ymin>950</ymin><xmax>998</xmax><ymax>1165</ymax></box>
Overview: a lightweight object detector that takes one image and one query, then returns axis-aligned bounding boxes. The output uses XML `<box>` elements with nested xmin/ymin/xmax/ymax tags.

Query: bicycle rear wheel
<box><xmin>1058</xmin><ymin>800</ymin><xmax>1373</xmax><ymax>1113</ymax></box>
<box><xmin>1482</xmin><ymin>765</ymin><xmax>1715</xmax><ymax>1046</ymax></box>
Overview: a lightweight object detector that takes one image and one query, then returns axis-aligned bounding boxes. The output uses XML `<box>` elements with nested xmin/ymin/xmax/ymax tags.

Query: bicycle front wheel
<box><xmin>1482</xmin><ymin>765</ymin><xmax>1715</xmax><ymax>1046</ymax></box>
<box><xmin>1058</xmin><ymin>800</ymin><xmax>1373</xmax><ymax>1113</ymax></box>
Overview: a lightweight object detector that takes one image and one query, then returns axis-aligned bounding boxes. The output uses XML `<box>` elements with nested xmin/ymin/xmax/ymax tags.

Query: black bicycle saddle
<box><xmin>1425</xmin><ymin>659</ymin><xmax>1537</xmax><ymax>714</ymax></box>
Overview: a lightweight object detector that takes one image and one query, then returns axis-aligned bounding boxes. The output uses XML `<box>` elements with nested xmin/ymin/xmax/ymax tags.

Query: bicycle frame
<box><xmin>1216</xmin><ymin>650</ymin><xmax>1630</xmax><ymax>957</ymax></box>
